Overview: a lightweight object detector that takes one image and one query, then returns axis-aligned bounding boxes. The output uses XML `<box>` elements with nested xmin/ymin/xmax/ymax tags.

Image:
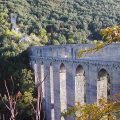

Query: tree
<box><xmin>1</xmin><ymin>0</ymin><xmax>120</xmax><ymax>44</ymax></box>
<box><xmin>61</xmin><ymin>98</ymin><xmax>119</xmax><ymax>120</ymax></box>
<box><xmin>78</xmin><ymin>25</ymin><xmax>120</xmax><ymax>58</ymax></box>
<box><xmin>39</xmin><ymin>28</ymin><xmax>48</xmax><ymax>44</ymax></box>
<box><xmin>63</xmin><ymin>25</ymin><xmax>120</xmax><ymax>120</ymax></box>
<box><xmin>0</xmin><ymin>80</ymin><xmax>22</xmax><ymax>120</ymax></box>
<box><xmin>68</xmin><ymin>37</ymin><xmax>74</xmax><ymax>44</ymax></box>
<box><xmin>53</xmin><ymin>39</ymin><xmax>60</xmax><ymax>45</ymax></box>
<box><xmin>58</xmin><ymin>35</ymin><xmax>66</xmax><ymax>44</ymax></box>
<box><xmin>31</xmin><ymin>74</ymin><xmax>47</xmax><ymax>120</ymax></box>
<box><xmin>0</xmin><ymin>29</ymin><xmax>37</xmax><ymax>119</ymax></box>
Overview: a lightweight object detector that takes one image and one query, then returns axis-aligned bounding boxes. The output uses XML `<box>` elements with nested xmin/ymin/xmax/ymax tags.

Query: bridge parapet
<box><xmin>28</xmin><ymin>44</ymin><xmax>94</xmax><ymax>59</ymax></box>
<box><xmin>28</xmin><ymin>43</ymin><xmax>120</xmax><ymax>61</ymax></box>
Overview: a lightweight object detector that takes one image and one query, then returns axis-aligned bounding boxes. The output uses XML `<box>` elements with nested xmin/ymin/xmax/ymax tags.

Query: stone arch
<box><xmin>76</xmin><ymin>65</ymin><xmax>84</xmax><ymax>75</ymax></box>
<box><xmin>97</xmin><ymin>68</ymin><xmax>110</xmax><ymax>102</ymax></box>
<box><xmin>75</xmin><ymin>65</ymin><xmax>86</xmax><ymax>105</ymax></box>
<box><xmin>60</xmin><ymin>63</ymin><xmax>66</xmax><ymax>73</ymax></box>
<box><xmin>59</xmin><ymin>63</ymin><xmax>67</xmax><ymax>116</ymax></box>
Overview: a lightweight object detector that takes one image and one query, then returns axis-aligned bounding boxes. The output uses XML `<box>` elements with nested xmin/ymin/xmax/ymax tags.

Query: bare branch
<box><xmin>30</xmin><ymin>102</ymin><xmax>36</xmax><ymax>113</ymax></box>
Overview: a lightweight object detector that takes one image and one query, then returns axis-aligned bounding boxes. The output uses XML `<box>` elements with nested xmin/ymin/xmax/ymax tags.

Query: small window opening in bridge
<box><xmin>11</xmin><ymin>13</ymin><xmax>17</xmax><ymax>31</ymax></box>
<box><xmin>59</xmin><ymin>63</ymin><xmax>67</xmax><ymax>118</ymax></box>
<box><xmin>75</xmin><ymin>50</ymin><xmax>78</xmax><ymax>59</ymax></box>
<box><xmin>37</xmin><ymin>50</ymin><xmax>39</xmax><ymax>55</ymax></box>
<box><xmin>64</xmin><ymin>54</ymin><xmax>67</xmax><ymax>58</ymax></box>
<box><xmin>97</xmin><ymin>69</ymin><xmax>110</xmax><ymax>102</ymax></box>
<box><xmin>75</xmin><ymin>65</ymin><xmax>86</xmax><ymax>105</ymax></box>
<box><xmin>49</xmin><ymin>48</ymin><xmax>52</xmax><ymax>57</ymax></box>
<box><xmin>64</xmin><ymin>48</ymin><xmax>68</xmax><ymax>58</ymax></box>
<box><xmin>40</xmin><ymin>49</ymin><xmax>42</xmax><ymax>57</ymax></box>
<box><xmin>71</xmin><ymin>48</ymin><xmax>74</xmax><ymax>58</ymax></box>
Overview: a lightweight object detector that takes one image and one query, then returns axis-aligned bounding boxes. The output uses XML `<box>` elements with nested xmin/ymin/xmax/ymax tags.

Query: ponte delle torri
<box><xmin>28</xmin><ymin>43</ymin><xmax>120</xmax><ymax>120</ymax></box>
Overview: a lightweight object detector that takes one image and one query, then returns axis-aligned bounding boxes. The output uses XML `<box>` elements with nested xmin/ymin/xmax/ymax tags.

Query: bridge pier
<box><xmin>44</xmin><ymin>61</ymin><xmax>51</xmax><ymax>120</ymax></box>
<box><xmin>53</xmin><ymin>63</ymin><xmax>61</xmax><ymax>120</ymax></box>
<box><xmin>66</xmin><ymin>63</ymin><xmax>75</xmax><ymax>120</ymax></box>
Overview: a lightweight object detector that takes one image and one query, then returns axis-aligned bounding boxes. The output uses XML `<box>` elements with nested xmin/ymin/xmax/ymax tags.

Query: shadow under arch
<box><xmin>59</xmin><ymin>63</ymin><xmax>66</xmax><ymax>73</ymax></box>
<box><xmin>97</xmin><ymin>68</ymin><xmax>110</xmax><ymax>102</ymax></box>
<box><xmin>76</xmin><ymin>65</ymin><xmax>85</xmax><ymax>76</ymax></box>
<box><xmin>75</xmin><ymin>64</ymin><xmax>86</xmax><ymax>105</ymax></box>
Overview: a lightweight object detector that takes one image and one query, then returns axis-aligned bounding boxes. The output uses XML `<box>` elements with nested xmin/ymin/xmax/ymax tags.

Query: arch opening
<box><xmin>50</xmin><ymin>64</ymin><xmax>54</xmax><ymax>120</ymax></box>
<box><xmin>41</xmin><ymin>62</ymin><xmax>45</xmax><ymax>98</ymax></box>
<box><xmin>76</xmin><ymin>65</ymin><xmax>84</xmax><ymax>76</ymax></box>
<box><xmin>34</xmin><ymin>63</ymin><xmax>38</xmax><ymax>85</ymax></box>
<box><xmin>60</xmin><ymin>63</ymin><xmax>66</xmax><ymax>73</ymax></box>
<box><xmin>97</xmin><ymin>69</ymin><xmax>110</xmax><ymax>102</ymax></box>
<box><xmin>59</xmin><ymin>63</ymin><xmax>67</xmax><ymax>119</ymax></box>
<box><xmin>75</xmin><ymin>65</ymin><xmax>86</xmax><ymax>105</ymax></box>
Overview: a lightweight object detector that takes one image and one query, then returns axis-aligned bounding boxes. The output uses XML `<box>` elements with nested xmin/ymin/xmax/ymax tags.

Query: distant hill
<box><xmin>1</xmin><ymin>0</ymin><xmax>120</xmax><ymax>44</ymax></box>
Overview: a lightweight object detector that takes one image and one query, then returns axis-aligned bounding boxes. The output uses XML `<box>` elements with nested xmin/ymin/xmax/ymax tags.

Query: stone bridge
<box><xmin>28</xmin><ymin>43</ymin><xmax>120</xmax><ymax>120</ymax></box>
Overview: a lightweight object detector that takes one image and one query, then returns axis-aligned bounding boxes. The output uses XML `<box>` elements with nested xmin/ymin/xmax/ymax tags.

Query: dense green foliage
<box><xmin>1</xmin><ymin>0</ymin><xmax>120</xmax><ymax>119</ymax></box>
<box><xmin>1</xmin><ymin>0</ymin><xmax>120</xmax><ymax>44</ymax></box>
<box><xmin>61</xmin><ymin>99</ymin><xmax>120</xmax><ymax>120</ymax></box>
<box><xmin>78</xmin><ymin>25</ymin><xmax>120</xmax><ymax>58</ymax></box>
<box><xmin>0</xmin><ymin>31</ymin><xmax>36</xmax><ymax>119</ymax></box>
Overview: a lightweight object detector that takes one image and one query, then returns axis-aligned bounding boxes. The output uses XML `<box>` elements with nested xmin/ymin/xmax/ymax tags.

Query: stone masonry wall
<box><xmin>29</xmin><ymin>43</ymin><xmax>120</xmax><ymax>120</ymax></box>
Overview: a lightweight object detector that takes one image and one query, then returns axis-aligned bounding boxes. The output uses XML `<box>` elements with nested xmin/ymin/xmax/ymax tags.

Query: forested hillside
<box><xmin>0</xmin><ymin>0</ymin><xmax>120</xmax><ymax>119</ymax></box>
<box><xmin>1</xmin><ymin>0</ymin><xmax>120</xmax><ymax>44</ymax></box>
